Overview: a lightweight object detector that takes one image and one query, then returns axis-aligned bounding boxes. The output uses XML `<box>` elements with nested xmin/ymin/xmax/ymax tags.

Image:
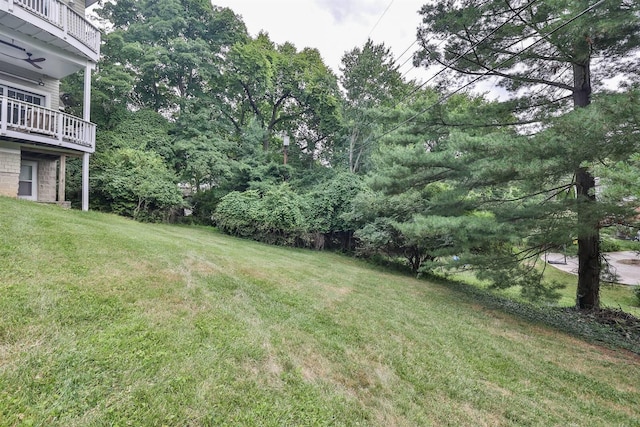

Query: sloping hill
<box><xmin>1</xmin><ymin>197</ymin><xmax>639</xmax><ymax>426</ymax></box>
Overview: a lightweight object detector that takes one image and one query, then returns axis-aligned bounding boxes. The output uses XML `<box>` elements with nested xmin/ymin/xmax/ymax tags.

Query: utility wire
<box><xmin>394</xmin><ymin>0</ymin><xmax>541</xmax><ymax>108</ymax></box>
<box><xmin>395</xmin><ymin>40</ymin><xmax>418</xmax><ymax>74</ymax></box>
<box><xmin>368</xmin><ymin>0</ymin><xmax>396</xmax><ymax>39</ymax></box>
<box><xmin>373</xmin><ymin>0</ymin><xmax>606</xmax><ymax>142</ymax></box>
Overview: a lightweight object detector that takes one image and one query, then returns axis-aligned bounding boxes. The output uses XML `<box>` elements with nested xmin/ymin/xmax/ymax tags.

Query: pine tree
<box><xmin>415</xmin><ymin>0</ymin><xmax>640</xmax><ymax>308</ymax></box>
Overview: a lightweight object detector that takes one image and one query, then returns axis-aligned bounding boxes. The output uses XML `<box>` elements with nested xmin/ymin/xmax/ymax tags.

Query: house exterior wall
<box><xmin>37</xmin><ymin>159</ymin><xmax>57</xmax><ymax>202</ymax></box>
<box><xmin>42</xmin><ymin>77</ymin><xmax>60</xmax><ymax>111</ymax></box>
<box><xmin>70</xmin><ymin>0</ymin><xmax>87</xmax><ymax>15</ymax></box>
<box><xmin>0</xmin><ymin>144</ymin><xmax>20</xmax><ymax>197</ymax></box>
<box><xmin>0</xmin><ymin>0</ymin><xmax>97</xmax><ymax>209</ymax></box>
<box><xmin>0</xmin><ymin>62</ymin><xmax>59</xmax><ymax>109</ymax></box>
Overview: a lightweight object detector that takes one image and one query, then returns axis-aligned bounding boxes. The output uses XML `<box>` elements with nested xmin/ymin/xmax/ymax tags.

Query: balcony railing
<box><xmin>10</xmin><ymin>0</ymin><xmax>100</xmax><ymax>53</ymax></box>
<box><xmin>0</xmin><ymin>96</ymin><xmax>96</xmax><ymax>152</ymax></box>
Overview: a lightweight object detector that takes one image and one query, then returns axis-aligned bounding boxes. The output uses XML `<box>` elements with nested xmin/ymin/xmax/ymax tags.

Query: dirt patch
<box><xmin>618</xmin><ymin>259</ymin><xmax>640</xmax><ymax>266</ymax></box>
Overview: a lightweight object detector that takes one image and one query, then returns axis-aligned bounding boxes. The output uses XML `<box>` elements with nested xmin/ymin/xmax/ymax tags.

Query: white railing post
<box><xmin>57</xmin><ymin>113</ymin><xmax>64</xmax><ymax>143</ymax></box>
<box><xmin>1</xmin><ymin>97</ymin><xmax>7</xmax><ymax>134</ymax></box>
<box><xmin>62</xmin><ymin>1</ymin><xmax>68</xmax><ymax>39</ymax></box>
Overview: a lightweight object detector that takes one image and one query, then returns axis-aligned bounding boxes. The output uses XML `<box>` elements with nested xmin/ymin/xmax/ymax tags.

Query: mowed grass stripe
<box><xmin>0</xmin><ymin>197</ymin><xmax>638</xmax><ymax>426</ymax></box>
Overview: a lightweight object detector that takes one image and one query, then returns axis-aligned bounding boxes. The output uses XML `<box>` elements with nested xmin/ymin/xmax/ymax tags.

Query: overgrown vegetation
<box><xmin>61</xmin><ymin>0</ymin><xmax>640</xmax><ymax>310</ymax></box>
<box><xmin>1</xmin><ymin>198</ymin><xmax>639</xmax><ymax>426</ymax></box>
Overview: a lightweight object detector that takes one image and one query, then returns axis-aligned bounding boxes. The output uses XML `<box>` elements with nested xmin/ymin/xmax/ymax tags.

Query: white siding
<box><xmin>0</xmin><ymin>62</ymin><xmax>58</xmax><ymax>109</ymax></box>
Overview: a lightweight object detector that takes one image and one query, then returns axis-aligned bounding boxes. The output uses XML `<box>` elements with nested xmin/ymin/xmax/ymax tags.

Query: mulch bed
<box><xmin>559</xmin><ymin>307</ymin><xmax>640</xmax><ymax>350</ymax></box>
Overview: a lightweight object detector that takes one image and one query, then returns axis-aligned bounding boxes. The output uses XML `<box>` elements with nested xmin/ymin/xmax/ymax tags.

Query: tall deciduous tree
<box><xmin>215</xmin><ymin>33</ymin><xmax>341</xmax><ymax>162</ymax></box>
<box><xmin>96</xmin><ymin>0</ymin><xmax>248</xmax><ymax>114</ymax></box>
<box><xmin>339</xmin><ymin>39</ymin><xmax>408</xmax><ymax>173</ymax></box>
<box><xmin>415</xmin><ymin>0</ymin><xmax>640</xmax><ymax>309</ymax></box>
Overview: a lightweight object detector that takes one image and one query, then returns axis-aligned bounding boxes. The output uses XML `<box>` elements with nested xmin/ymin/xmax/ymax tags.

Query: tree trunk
<box><xmin>575</xmin><ymin>167</ymin><xmax>600</xmax><ymax>309</ymax></box>
<box><xmin>573</xmin><ymin>61</ymin><xmax>600</xmax><ymax>309</ymax></box>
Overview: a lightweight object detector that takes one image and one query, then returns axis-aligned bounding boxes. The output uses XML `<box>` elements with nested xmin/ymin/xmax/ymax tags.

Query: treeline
<box><xmin>63</xmin><ymin>0</ymin><xmax>640</xmax><ymax>308</ymax></box>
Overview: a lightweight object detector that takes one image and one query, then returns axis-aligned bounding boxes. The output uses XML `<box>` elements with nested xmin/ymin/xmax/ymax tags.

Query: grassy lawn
<box><xmin>1</xmin><ymin>197</ymin><xmax>639</xmax><ymax>426</ymax></box>
<box><xmin>448</xmin><ymin>256</ymin><xmax>640</xmax><ymax>318</ymax></box>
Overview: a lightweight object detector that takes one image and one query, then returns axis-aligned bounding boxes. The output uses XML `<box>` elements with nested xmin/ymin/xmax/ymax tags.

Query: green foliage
<box><xmin>416</xmin><ymin>0</ymin><xmax>640</xmax><ymax>97</ymax></box>
<box><xmin>337</xmin><ymin>39</ymin><xmax>410</xmax><ymax>173</ymax></box>
<box><xmin>304</xmin><ymin>172</ymin><xmax>364</xmax><ymax>237</ymax></box>
<box><xmin>600</xmin><ymin>239</ymin><xmax>622</xmax><ymax>253</ymax></box>
<box><xmin>348</xmin><ymin>184</ymin><xmax>453</xmax><ymax>273</ymax></box>
<box><xmin>217</xmin><ymin>32</ymin><xmax>341</xmax><ymax>158</ymax></box>
<box><xmin>100</xmin><ymin>109</ymin><xmax>174</xmax><ymax>157</ymax></box>
<box><xmin>634</xmin><ymin>286</ymin><xmax>640</xmax><ymax>305</ymax></box>
<box><xmin>91</xmin><ymin>148</ymin><xmax>183</xmax><ymax>222</ymax></box>
<box><xmin>97</xmin><ymin>0</ymin><xmax>248</xmax><ymax>113</ymax></box>
<box><xmin>212</xmin><ymin>189</ymin><xmax>262</xmax><ymax>237</ymax></box>
<box><xmin>347</xmin><ymin>92</ymin><xmax>517</xmax><ymax>275</ymax></box>
<box><xmin>214</xmin><ymin>184</ymin><xmax>308</xmax><ymax>245</ymax></box>
<box><xmin>413</xmin><ymin>0</ymin><xmax>640</xmax><ymax>309</ymax></box>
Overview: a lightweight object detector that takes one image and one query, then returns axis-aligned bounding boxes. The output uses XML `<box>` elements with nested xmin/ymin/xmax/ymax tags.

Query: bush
<box><xmin>634</xmin><ymin>286</ymin><xmax>640</xmax><ymax>306</ymax></box>
<box><xmin>600</xmin><ymin>239</ymin><xmax>622</xmax><ymax>253</ymax></box>
<box><xmin>190</xmin><ymin>188</ymin><xmax>227</xmax><ymax>226</ymax></box>
<box><xmin>213</xmin><ymin>184</ymin><xmax>308</xmax><ymax>246</ymax></box>
<box><xmin>303</xmin><ymin>172</ymin><xmax>365</xmax><ymax>251</ymax></box>
<box><xmin>212</xmin><ymin>190</ymin><xmax>262</xmax><ymax>238</ymax></box>
<box><xmin>91</xmin><ymin>148</ymin><xmax>184</xmax><ymax>222</ymax></box>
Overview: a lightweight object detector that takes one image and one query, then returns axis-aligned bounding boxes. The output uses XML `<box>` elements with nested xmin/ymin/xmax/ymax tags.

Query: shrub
<box><xmin>600</xmin><ymin>239</ymin><xmax>622</xmax><ymax>253</ymax></box>
<box><xmin>213</xmin><ymin>184</ymin><xmax>308</xmax><ymax>245</ymax></box>
<box><xmin>91</xmin><ymin>148</ymin><xmax>184</xmax><ymax>222</ymax></box>
<box><xmin>303</xmin><ymin>172</ymin><xmax>365</xmax><ymax>251</ymax></box>
<box><xmin>213</xmin><ymin>190</ymin><xmax>262</xmax><ymax>238</ymax></box>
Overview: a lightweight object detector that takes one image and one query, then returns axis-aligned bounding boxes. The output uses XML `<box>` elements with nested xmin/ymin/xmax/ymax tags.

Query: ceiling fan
<box><xmin>0</xmin><ymin>39</ymin><xmax>46</xmax><ymax>69</ymax></box>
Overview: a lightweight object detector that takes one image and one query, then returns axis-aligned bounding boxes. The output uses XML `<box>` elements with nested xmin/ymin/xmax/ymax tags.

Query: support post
<box><xmin>83</xmin><ymin>64</ymin><xmax>92</xmax><ymax>122</ymax></box>
<box><xmin>81</xmin><ymin>64</ymin><xmax>93</xmax><ymax>211</ymax></box>
<box><xmin>82</xmin><ymin>152</ymin><xmax>89</xmax><ymax>211</ymax></box>
<box><xmin>58</xmin><ymin>154</ymin><xmax>66</xmax><ymax>203</ymax></box>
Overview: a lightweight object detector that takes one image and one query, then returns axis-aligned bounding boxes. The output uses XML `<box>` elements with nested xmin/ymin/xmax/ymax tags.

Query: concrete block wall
<box><xmin>38</xmin><ymin>159</ymin><xmax>57</xmax><ymax>202</ymax></box>
<box><xmin>0</xmin><ymin>147</ymin><xmax>20</xmax><ymax>197</ymax></box>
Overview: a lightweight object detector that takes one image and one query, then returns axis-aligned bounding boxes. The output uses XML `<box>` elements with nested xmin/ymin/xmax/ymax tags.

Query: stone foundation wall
<box><xmin>0</xmin><ymin>147</ymin><xmax>20</xmax><ymax>197</ymax></box>
<box><xmin>37</xmin><ymin>159</ymin><xmax>58</xmax><ymax>203</ymax></box>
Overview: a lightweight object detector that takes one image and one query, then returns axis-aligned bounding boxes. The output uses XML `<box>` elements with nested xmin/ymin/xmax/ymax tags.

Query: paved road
<box><xmin>545</xmin><ymin>251</ymin><xmax>640</xmax><ymax>286</ymax></box>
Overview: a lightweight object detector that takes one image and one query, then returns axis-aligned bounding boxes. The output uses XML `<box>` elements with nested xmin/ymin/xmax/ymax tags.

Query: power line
<box><xmin>373</xmin><ymin>0</ymin><xmax>606</xmax><ymax>142</ymax></box>
<box><xmin>395</xmin><ymin>0</ymin><xmax>541</xmax><ymax>108</ymax></box>
<box><xmin>368</xmin><ymin>0</ymin><xmax>396</xmax><ymax>39</ymax></box>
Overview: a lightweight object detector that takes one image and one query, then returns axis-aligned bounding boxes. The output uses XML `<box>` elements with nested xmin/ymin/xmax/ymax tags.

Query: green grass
<box><xmin>1</xmin><ymin>197</ymin><xmax>639</xmax><ymax>426</ymax></box>
<box><xmin>448</xmin><ymin>256</ymin><xmax>640</xmax><ymax>317</ymax></box>
<box><xmin>541</xmin><ymin>263</ymin><xmax>640</xmax><ymax>314</ymax></box>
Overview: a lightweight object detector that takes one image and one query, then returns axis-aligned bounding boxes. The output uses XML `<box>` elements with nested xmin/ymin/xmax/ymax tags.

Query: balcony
<box><xmin>0</xmin><ymin>0</ymin><xmax>100</xmax><ymax>62</ymax></box>
<box><xmin>0</xmin><ymin>95</ymin><xmax>96</xmax><ymax>153</ymax></box>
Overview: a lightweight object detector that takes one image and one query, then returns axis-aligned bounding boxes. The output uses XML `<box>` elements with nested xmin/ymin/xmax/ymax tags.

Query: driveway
<box><xmin>545</xmin><ymin>251</ymin><xmax>640</xmax><ymax>286</ymax></box>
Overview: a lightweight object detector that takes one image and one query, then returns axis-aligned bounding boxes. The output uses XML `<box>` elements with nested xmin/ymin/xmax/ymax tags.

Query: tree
<box><xmin>348</xmin><ymin>90</ymin><xmax>517</xmax><ymax>276</ymax></box>
<box><xmin>415</xmin><ymin>0</ymin><xmax>640</xmax><ymax>309</ymax></box>
<box><xmin>214</xmin><ymin>33</ymin><xmax>342</xmax><ymax>162</ymax></box>
<box><xmin>303</xmin><ymin>172</ymin><xmax>366</xmax><ymax>250</ymax></box>
<box><xmin>338</xmin><ymin>39</ymin><xmax>409</xmax><ymax>173</ymax></box>
<box><xmin>91</xmin><ymin>147</ymin><xmax>184</xmax><ymax>221</ymax></box>
<box><xmin>96</xmin><ymin>0</ymin><xmax>248</xmax><ymax>114</ymax></box>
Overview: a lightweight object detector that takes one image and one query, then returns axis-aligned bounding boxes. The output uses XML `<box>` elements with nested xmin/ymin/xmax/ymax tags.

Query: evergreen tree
<box><xmin>414</xmin><ymin>0</ymin><xmax>640</xmax><ymax>308</ymax></box>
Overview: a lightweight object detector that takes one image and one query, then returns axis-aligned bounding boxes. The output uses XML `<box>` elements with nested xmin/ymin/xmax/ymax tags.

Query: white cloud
<box><xmin>314</xmin><ymin>0</ymin><xmax>386</xmax><ymax>23</ymax></box>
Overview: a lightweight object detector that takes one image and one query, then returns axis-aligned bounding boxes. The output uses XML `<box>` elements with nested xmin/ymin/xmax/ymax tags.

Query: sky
<box><xmin>211</xmin><ymin>0</ymin><xmax>428</xmax><ymax>80</ymax></box>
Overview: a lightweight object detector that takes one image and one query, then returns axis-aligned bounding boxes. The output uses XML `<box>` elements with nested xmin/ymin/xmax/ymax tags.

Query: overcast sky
<box><xmin>212</xmin><ymin>0</ymin><xmax>427</xmax><ymax>80</ymax></box>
